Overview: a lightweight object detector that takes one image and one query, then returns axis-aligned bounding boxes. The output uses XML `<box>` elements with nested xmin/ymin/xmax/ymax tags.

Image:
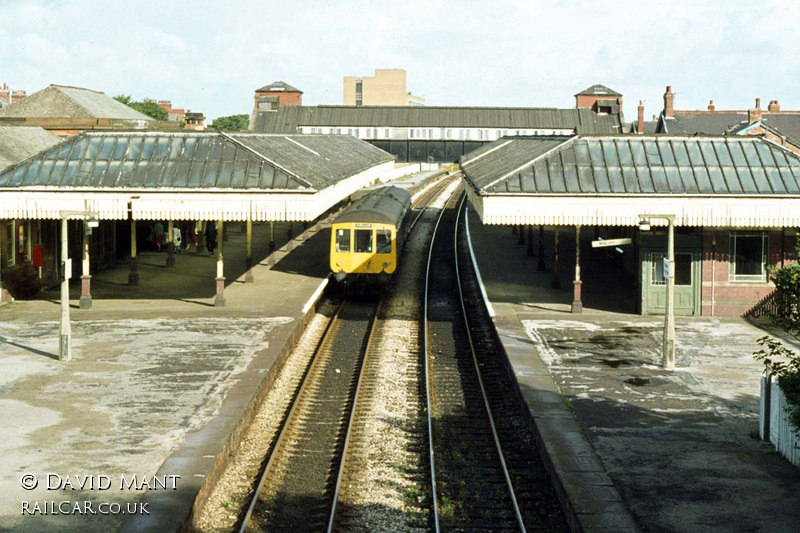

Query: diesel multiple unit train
<box><xmin>329</xmin><ymin>186</ymin><xmax>412</xmax><ymax>290</ymax></box>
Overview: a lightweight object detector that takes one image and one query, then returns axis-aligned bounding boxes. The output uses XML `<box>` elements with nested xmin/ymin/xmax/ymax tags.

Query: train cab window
<box><xmin>335</xmin><ymin>229</ymin><xmax>351</xmax><ymax>252</ymax></box>
<box><xmin>376</xmin><ymin>230</ymin><xmax>392</xmax><ymax>254</ymax></box>
<box><xmin>355</xmin><ymin>229</ymin><xmax>373</xmax><ymax>253</ymax></box>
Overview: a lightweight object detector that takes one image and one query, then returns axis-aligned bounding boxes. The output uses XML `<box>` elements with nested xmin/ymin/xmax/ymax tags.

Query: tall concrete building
<box><xmin>343</xmin><ymin>69</ymin><xmax>425</xmax><ymax>107</ymax></box>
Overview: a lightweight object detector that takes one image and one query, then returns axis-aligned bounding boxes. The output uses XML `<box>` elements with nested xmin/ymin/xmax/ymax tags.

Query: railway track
<box><xmin>422</xmin><ymin>193</ymin><xmax>569</xmax><ymax>532</ymax></box>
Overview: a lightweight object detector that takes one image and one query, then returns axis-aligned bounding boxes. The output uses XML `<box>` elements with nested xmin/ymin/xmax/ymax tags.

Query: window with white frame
<box><xmin>384</xmin><ymin>129</ymin><xmax>390</xmax><ymax>138</ymax></box>
<box><xmin>429</xmin><ymin>129</ymin><xmax>434</xmax><ymax>139</ymax></box>
<box><xmin>730</xmin><ymin>232</ymin><xmax>768</xmax><ymax>281</ymax></box>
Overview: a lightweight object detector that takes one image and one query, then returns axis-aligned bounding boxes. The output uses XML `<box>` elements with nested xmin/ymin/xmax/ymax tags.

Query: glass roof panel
<box><xmin>593</xmin><ymin>166</ymin><xmax>611</xmax><ymax>192</ymax></box>
<box><xmin>231</xmin><ymin>160</ymin><xmax>248</xmax><ymax>188</ymax></box>
<box><xmin>208</xmin><ymin>138</ymin><xmax>224</xmax><ymax>160</ymax></box>
<box><xmin>145</xmin><ymin>161</ymin><xmax>164</xmax><ymax>186</ymax></box>
<box><xmin>154</xmin><ymin>137</ymin><xmax>170</xmax><ymax>160</ymax></box>
<box><xmin>168</xmin><ymin>137</ymin><xmax>184</xmax><ymax>160</ymax></box>
<box><xmin>685</xmin><ymin>142</ymin><xmax>705</xmax><ymax>166</ymax></box>
<box><xmin>712</xmin><ymin>141</ymin><xmax>733</xmax><ymax>166</ymax></box>
<box><xmin>601</xmin><ymin>140</ymin><xmax>619</xmax><ymax>166</ymax></box>
<box><xmin>19</xmin><ymin>161</ymin><xmax>38</xmax><ymax>186</ymax></box>
<box><xmin>621</xmin><ymin>166</ymin><xmax>639</xmax><ymax>192</ymax></box>
<box><xmin>643</xmin><ymin>140</ymin><xmax>662</xmax><ymax>166</ymax></box>
<box><xmin>665</xmin><ymin>167</ymin><xmax>683</xmax><ymax>191</ymax></box>
<box><xmin>607</xmin><ymin>167</ymin><xmax>624</xmax><ymax>192</ymax></box>
<box><xmin>677</xmin><ymin>167</ymin><xmax>696</xmax><ymax>193</ymax></box>
<box><xmin>650</xmin><ymin>167</ymin><xmax>669</xmax><ymax>192</ymax></box>
<box><xmin>222</xmin><ymin>141</ymin><xmax>236</xmax><ymax>161</ymax></box>
<box><xmin>577</xmin><ymin>165</ymin><xmax>595</xmax><ymax>192</ymax></box>
<box><xmin>218</xmin><ymin>161</ymin><xmax>234</xmax><ymax>188</ymax></box>
<box><xmin>587</xmin><ymin>140</ymin><xmax>604</xmax><ymax>166</ymax></box>
<box><xmin>737</xmin><ymin>167</ymin><xmax>758</xmax><ymax>193</ymax></box>
<box><xmin>765</xmin><ymin>167</ymin><xmax>786</xmax><ymax>193</ymax></box>
<box><xmin>750</xmin><ymin>168</ymin><xmax>772</xmax><ymax>193</ymax></box>
<box><xmin>34</xmin><ymin>160</ymin><xmax>55</xmax><ymax>185</ymax></box>
<box><xmin>755</xmin><ymin>142</ymin><xmax>777</xmax><ymax>166</ymax></box>
<box><xmin>50</xmin><ymin>161</ymin><xmax>66</xmax><ymax>185</ymax></box>
<box><xmin>68</xmin><ymin>137</ymin><xmax>88</xmax><ymax>161</ymax></box>
<box><xmin>771</xmin><ymin>147</ymin><xmax>790</xmax><ymax>167</ymax></box>
<box><xmin>656</xmin><ymin>140</ymin><xmax>676</xmax><ymax>166</ymax></box>
<box><xmin>616</xmin><ymin>140</ymin><xmax>633</xmax><ymax>166</ymax></box>
<box><xmin>188</xmin><ymin>161</ymin><xmax>205</xmax><ymax>187</ymax></box>
<box><xmin>741</xmin><ymin>143</ymin><xmax>762</xmax><ymax>167</ymax></box>
<box><xmin>75</xmin><ymin>160</ymin><xmax>94</xmax><ymax>187</ymax></box>
<box><xmin>573</xmin><ymin>141</ymin><xmax>592</xmax><ymax>165</ymax></box>
<box><xmin>119</xmin><ymin>161</ymin><xmax>135</xmax><ymax>186</ymax></box>
<box><xmin>97</xmin><ymin>137</ymin><xmax>115</xmax><ymax>160</ymax></box>
<box><xmin>548</xmin><ymin>160</ymin><xmax>566</xmax><ymax>192</ymax></box>
<box><xmin>181</xmin><ymin>137</ymin><xmax>197</xmax><ymax>161</ymax></box>
<box><xmin>160</xmin><ymin>161</ymin><xmax>177</xmax><ymax>186</ymax></box>
<box><xmin>636</xmin><ymin>167</ymin><xmax>655</xmax><ymax>192</ymax></box>
<box><xmin>259</xmin><ymin>164</ymin><xmax>275</xmax><ymax>188</ymax></box>
<box><xmin>103</xmin><ymin>162</ymin><xmax>121</xmax><ymax>187</ymax></box>
<box><xmin>707</xmin><ymin>167</ymin><xmax>727</xmax><ymax>192</ymax></box>
<box><xmin>130</xmin><ymin>161</ymin><xmax>148</xmax><ymax>187</ymax></box>
<box><xmin>780</xmin><ymin>167</ymin><xmax>800</xmax><ymax>193</ymax></box>
<box><xmin>563</xmin><ymin>163</ymin><xmax>580</xmax><ymax>192</ymax></box>
<box><xmin>721</xmin><ymin>167</ymin><xmax>743</xmax><ymax>194</ymax></box>
<box><xmin>91</xmin><ymin>161</ymin><xmax>108</xmax><ymax>183</ymax></box>
<box><xmin>245</xmin><ymin>161</ymin><xmax>261</xmax><ymax>188</ymax></box>
<box><xmin>273</xmin><ymin>169</ymin><xmax>289</xmax><ymax>189</ymax></box>
<box><xmin>727</xmin><ymin>142</ymin><xmax>748</xmax><ymax>166</ymax></box>
<box><xmin>693</xmin><ymin>167</ymin><xmax>713</xmax><ymax>193</ymax></box>
<box><xmin>520</xmin><ymin>169</ymin><xmax>536</xmax><ymax>192</ymax></box>
<box><xmin>172</xmin><ymin>162</ymin><xmax>192</xmax><ymax>188</ymax></box>
<box><xmin>630</xmin><ymin>142</ymin><xmax>647</xmax><ymax>165</ymax></box>
<box><xmin>671</xmin><ymin>141</ymin><xmax>690</xmax><ymax>166</ymax></box>
<box><xmin>56</xmin><ymin>142</ymin><xmax>74</xmax><ymax>160</ymax></box>
<box><xmin>506</xmin><ymin>174</ymin><xmax>521</xmax><ymax>192</ymax></box>
<box><xmin>61</xmin><ymin>161</ymin><xmax>79</xmax><ymax>186</ymax></box>
<box><xmin>125</xmin><ymin>137</ymin><xmax>143</xmax><ymax>161</ymax></box>
<box><xmin>533</xmin><ymin>160</ymin><xmax>550</xmax><ymax>192</ymax></box>
<box><xmin>85</xmin><ymin>137</ymin><xmax>103</xmax><ymax>160</ymax></box>
<box><xmin>699</xmin><ymin>141</ymin><xmax>719</xmax><ymax>167</ymax></box>
<box><xmin>112</xmin><ymin>137</ymin><xmax>128</xmax><ymax>160</ymax></box>
<box><xmin>193</xmin><ymin>138</ymin><xmax>210</xmax><ymax>160</ymax></box>
<box><xmin>139</xmin><ymin>137</ymin><xmax>156</xmax><ymax>160</ymax></box>
<box><xmin>202</xmin><ymin>161</ymin><xmax>221</xmax><ymax>187</ymax></box>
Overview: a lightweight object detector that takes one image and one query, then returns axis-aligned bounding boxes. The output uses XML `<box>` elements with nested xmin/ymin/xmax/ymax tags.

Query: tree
<box><xmin>113</xmin><ymin>95</ymin><xmax>169</xmax><ymax>121</ymax></box>
<box><xmin>211</xmin><ymin>114</ymin><xmax>250</xmax><ymax>132</ymax></box>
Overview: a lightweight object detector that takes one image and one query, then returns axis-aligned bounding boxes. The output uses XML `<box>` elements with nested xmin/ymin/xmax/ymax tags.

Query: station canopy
<box><xmin>0</xmin><ymin>132</ymin><xmax>394</xmax><ymax>221</ymax></box>
<box><xmin>461</xmin><ymin>135</ymin><xmax>800</xmax><ymax>227</ymax></box>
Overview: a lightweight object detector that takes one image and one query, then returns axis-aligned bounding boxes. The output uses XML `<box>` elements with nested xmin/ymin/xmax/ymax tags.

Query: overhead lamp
<box><xmin>638</xmin><ymin>219</ymin><xmax>651</xmax><ymax>231</ymax></box>
<box><xmin>86</xmin><ymin>217</ymin><xmax>99</xmax><ymax>228</ymax></box>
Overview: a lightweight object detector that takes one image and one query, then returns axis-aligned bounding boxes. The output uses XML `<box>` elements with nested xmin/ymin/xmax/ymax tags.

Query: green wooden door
<box><xmin>640</xmin><ymin>235</ymin><xmax>701</xmax><ymax>315</ymax></box>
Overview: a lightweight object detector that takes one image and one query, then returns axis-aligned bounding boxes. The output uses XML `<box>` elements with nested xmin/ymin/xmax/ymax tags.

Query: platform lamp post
<box><xmin>638</xmin><ymin>214</ymin><xmax>676</xmax><ymax>370</ymax></box>
<box><xmin>58</xmin><ymin>210</ymin><xmax>99</xmax><ymax>361</ymax></box>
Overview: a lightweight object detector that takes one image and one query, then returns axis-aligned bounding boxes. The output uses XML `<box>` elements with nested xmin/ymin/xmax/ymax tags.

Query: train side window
<box><xmin>355</xmin><ymin>229</ymin><xmax>372</xmax><ymax>253</ymax></box>
<box><xmin>376</xmin><ymin>230</ymin><xmax>392</xmax><ymax>254</ymax></box>
<box><xmin>335</xmin><ymin>229</ymin><xmax>351</xmax><ymax>252</ymax></box>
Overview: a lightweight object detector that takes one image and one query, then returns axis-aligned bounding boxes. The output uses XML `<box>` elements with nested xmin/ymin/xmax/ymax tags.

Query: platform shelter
<box><xmin>0</xmin><ymin>132</ymin><xmax>394</xmax><ymax>306</ymax></box>
<box><xmin>461</xmin><ymin>135</ymin><xmax>800</xmax><ymax>316</ymax></box>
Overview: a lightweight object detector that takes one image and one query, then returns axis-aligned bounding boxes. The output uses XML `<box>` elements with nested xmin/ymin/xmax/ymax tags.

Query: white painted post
<box><xmin>59</xmin><ymin>218</ymin><xmax>71</xmax><ymax>361</ymax></box>
<box><xmin>664</xmin><ymin>217</ymin><xmax>676</xmax><ymax>369</ymax></box>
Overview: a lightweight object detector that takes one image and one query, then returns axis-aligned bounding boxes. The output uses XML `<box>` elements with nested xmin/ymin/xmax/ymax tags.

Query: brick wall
<box><xmin>701</xmin><ymin>228</ymin><xmax>794</xmax><ymax>316</ymax></box>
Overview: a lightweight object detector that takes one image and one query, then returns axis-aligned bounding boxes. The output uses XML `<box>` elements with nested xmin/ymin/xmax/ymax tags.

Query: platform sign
<box><xmin>591</xmin><ymin>237</ymin><xmax>632</xmax><ymax>248</ymax></box>
<box><xmin>662</xmin><ymin>257</ymin><xmax>671</xmax><ymax>279</ymax></box>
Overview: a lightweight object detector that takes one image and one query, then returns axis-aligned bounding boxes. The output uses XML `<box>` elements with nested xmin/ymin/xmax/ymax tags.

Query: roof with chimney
<box><xmin>0</xmin><ymin>84</ymin><xmax>153</xmax><ymax>121</ymax></box>
<box><xmin>658</xmin><ymin>111</ymin><xmax>800</xmax><ymax>147</ymax></box>
<box><xmin>0</xmin><ymin>96</ymin><xmax>8</xmax><ymax>109</ymax></box>
<box><xmin>256</xmin><ymin>81</ymin><xmax>303</xmax><ymax>94</ymax></box>
<box><xmin>575</xmin><ymin>84</ymin><xmax>622</xmax><ymax>97</ymax></box>
<box><xmin>252</xmin><ymin>105</ymin><xmax>624</xmax><ymax>134</ymax></box>
<box><xmin>0</xmin><ymin>125</ymin><xmax>60</xmax><ymax>171</ymax></box>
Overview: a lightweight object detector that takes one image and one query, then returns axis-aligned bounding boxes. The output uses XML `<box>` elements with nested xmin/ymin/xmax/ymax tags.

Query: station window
<box><xmin>651</xmin><ymin>253</ymin><xmax>692</xmax><ymax>286</ymax></box>
<box><xmin>335</xmin><ymin>229</ymin><xmax>351</xmax><ymax>252</ymax></box>
<box><xmin>384</xmin><ymin>129</ymin><xmax>390</xmax><ymax>138</ymax></box>
<box><xmin>730</xmin><ymin>232</ymin><xmax>768</xmax><ymax>281</ymax></box>
<box><xmin>355</xmin><ymin>229</ymin><xmax>372</xmax><ymax>253</ymax></box>
<box><xmin>376</xmin><ymin>230</ymin><xmax>392</xmax><ymax>254</ymax></box>
<box><xmin>429</xmin><ymin>129</ymin><xmax>434</xmax><ymax>138</ymax></box>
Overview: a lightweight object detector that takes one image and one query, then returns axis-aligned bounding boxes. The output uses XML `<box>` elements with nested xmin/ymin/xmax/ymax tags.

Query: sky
<box><xmin>1</xmin><ymin>0</ymin><xmax>799</xmax><ymax>123</ymax></box>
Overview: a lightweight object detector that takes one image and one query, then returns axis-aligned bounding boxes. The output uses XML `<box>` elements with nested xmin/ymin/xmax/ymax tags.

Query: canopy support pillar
<box><xmin>79</xmin><ymin>228</ymin><xmax>92</xmax><ymax>309</ymax></box>
<box><xmin>166</xmin><ymin>220</ymin><xmax>175</xmax><ymax>268</ymax></box>
<box><xmin>527</xmin><ymin>225</ymin><xmax>535</xmax><ymax>256</ymax></box>
<box><xmin>267</xmin><ymin>221</ymin><xmax>276</xmax><ymax>266</ymax></box>
<box><xmin>537</xmin><ymin>225</ymin><xmax>546</xmax><ymax>271</ymax></box>
<box><xmin>518</xmin><ymin>224</ymin><xmax>525</xmax><ymax>245</ymax></box>
<box><xmin>571</xmin><ymin>225</ymin><xmax>582</xmax><ymax>314</ymax></box>
<box><xmin>245</xmin><ymin>219</ymin><xmax>254</xmax><ymax>283</ymax></box>
<box><xmin>128</xmin><ymin>220</ymin><xmax>139</xmax><ymax>286</ymax></box>
<box><xmin>215</xmin><ymin>220</ymin><xmax>226</xmax><ymax>307</ymax></box>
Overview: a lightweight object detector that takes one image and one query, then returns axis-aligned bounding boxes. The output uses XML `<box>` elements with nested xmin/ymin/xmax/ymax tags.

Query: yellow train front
<box><xmin>330</xmin><ymin>186</ymin><xmax>411</xmax><ymax>291</ymax></box>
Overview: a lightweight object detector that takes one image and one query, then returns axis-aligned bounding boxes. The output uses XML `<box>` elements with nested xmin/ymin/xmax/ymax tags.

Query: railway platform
<box><xmin>0</xmin><ymin>218</ymin><xmax>332</xmax><ymax>532</ymax></box>
<box><xmin>466</xmin><ymin>208</ymin><xmax>800</xmax><ymax>532</ymax></box>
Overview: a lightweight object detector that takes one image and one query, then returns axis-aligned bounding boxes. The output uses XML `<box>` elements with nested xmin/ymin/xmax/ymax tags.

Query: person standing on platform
<box><xmin>154</xmin><ymin>221</ymin><xmax>165</xmax><ymax>251</ymax></box>
<box><xmin>206</xmin><ymin>221</ymin><xmax>217</xmax><ymax>256</ymax></box>
<box><xmin>172</xmin><ymin>225</ymin><xmax>182</xmax><ymax>252</ymax></box>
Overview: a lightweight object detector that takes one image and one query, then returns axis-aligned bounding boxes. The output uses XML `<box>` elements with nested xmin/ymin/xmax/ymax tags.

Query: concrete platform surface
<box><xmin>0</xmin><ymin>220</ymin><xmax>330</xmax><ymax>532</ymax></box>
<box><xmin>468</xmin><ymin>211</ymin><xmax>800</xmax><ymax>533</ymax></box>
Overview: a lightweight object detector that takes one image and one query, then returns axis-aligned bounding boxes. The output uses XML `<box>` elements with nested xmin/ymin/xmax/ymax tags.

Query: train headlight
<box><xmin>336</xmin><ymin>261</ymin><xmax>343</xmax><ymax>266</ymax></box>
<box><xmin>383</xmin><ymin>262</ymin><xmax>391</xmax><ymax>268</ymax></box>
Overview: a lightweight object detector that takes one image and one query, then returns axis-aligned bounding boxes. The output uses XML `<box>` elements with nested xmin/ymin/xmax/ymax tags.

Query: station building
<box><xmin>461</xmin><ymin>134</ymin><xmax>800</xmax><ymax>316</ymax></box>
<box><xmin>251</xmin><ymin>83</ymin><xmax>625</xmax><ymax>163</ymax></box>
<box><xmin>0</xmin><ymin>132</ymin><xmax>394</xmax><ymax>303</ymax></box>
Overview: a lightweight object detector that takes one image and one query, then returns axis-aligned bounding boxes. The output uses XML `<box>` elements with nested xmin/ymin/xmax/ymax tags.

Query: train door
<box><xmin>353</xmin><ymin>225</ymin><xmax>374</xmax><ymax>272</ymax></box>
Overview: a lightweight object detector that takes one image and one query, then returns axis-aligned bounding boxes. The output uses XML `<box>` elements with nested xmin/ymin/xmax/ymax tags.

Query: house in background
<box><xmin>156</xmin><ymin>100</ymin><xmax>187</xmax><ymax>122</ymax></box>
<box><xmin>0</xmin><ymin>83</ymin><xmax>27</xmax><ymax>105</ymax></box>
<box><xmin>0</xmin><ymin>84</ymin><xmax>178</xmax><ymax>137</ymax></box>
<box><xmin>654</xmin><ymin>85</ymin><xmax>800</xmax><ymax>154</ymax></box>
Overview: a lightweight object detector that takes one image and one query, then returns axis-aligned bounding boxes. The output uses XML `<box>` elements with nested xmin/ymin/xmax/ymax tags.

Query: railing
<box><xmin>760</xmin><ymin>374</ymin><xmax>800</xmax><ymax>467</ymax></box>
<box><xmin>744</xmin><ymin>289</ymin><xmax>781</xmax><ymax>319</ymax></box>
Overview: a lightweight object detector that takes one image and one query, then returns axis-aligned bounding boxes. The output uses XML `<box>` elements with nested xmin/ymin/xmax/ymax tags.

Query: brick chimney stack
<box><xmin>663</xmin><ymin>85</ymin><xmax>675</xmax><ymax>118</ymax></box>
<box><xmin>768</xmin><ymin>99</ymin><xmax>780</xmax><ymax>112</ymax></box>
<box><xmin>637</xmin><ymin>101</ymin><xmax>644</xmax><ymax>134</ymax></box>
<box><xmin>11</xmin><ymin>90</ymin><xmax>26</xmax><ymax>103</ymax></box>
<box><xmin>0</xmin><ymin>83</ymin><xmax>9</xmax><ymax>103</ymax></box>
<box><xmin>708</xmin><ymin>100</ymin><xmax>715</xmax><ymax>111</ymax></box>
<box><xmin>749</xmin><ymin>98</ymin><xmax>762</xmax><ymax>124</ymax></box>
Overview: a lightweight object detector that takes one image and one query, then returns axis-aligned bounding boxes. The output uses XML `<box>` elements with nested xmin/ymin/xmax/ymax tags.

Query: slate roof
<box><xmin>658</xmin><ymin>112</ymin><xmax>743</xmax><ymax>134</ymax></box>
<box><xmin>0</xmin><ymin>85</ymin><xmax>153</xmax><ymax>121</ymax></box>
<box><xmin>0</xmin><ymin>126</ymin><xmax>60</xmax><ymax>171</ymax></box>
<box><xmin>0</xmin><ymin>132</ymin><xmax>393</xmax><ymax>191</ymax></box>
<box><xmin>252</xmin><ymin>105</ymin><xmax>623</xmax><ymax>134</ymax></box>
<box><xmin>461</xmin><ymin>135</ymin><xmax>800</xmax><ymax>195</ymax></box>
<box><xmin>0</xmin><ymin>96</ymin><xmax>8</xmax><ymax>109</ymax></box>
<box><xmin>575</xmin><ymin>84</ymin><xmax>622</xmax><ymax>97</ymax></box>
<box><xmin>256</xmin><ymin>81</ymin><xmax>303</xmax><ymax>93</ymax></box>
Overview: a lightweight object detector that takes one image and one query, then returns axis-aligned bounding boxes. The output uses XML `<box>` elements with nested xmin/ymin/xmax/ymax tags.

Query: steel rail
<box><xmin>238</xmin><ymin>301</ymin><xmax>346</xmax><ymax>533</ymax></box>
<box><xmin>423</xmin><ymin>184</ymin><xmax>463</xmax><ymax>533</ymax></box>
<box><xmin>327</xmin><ymin>297</ymin><xmax>383</xmax><ymax>532</ymax></box>
<box><xmin>453</xmin><ymin>194</ymin><xmax>526</xmax><ymax>531</ymax></box>
<box><xmin>409</xmin><ymin>171</ymin><xmax>461</xmax><ymax>231</ymax></box>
